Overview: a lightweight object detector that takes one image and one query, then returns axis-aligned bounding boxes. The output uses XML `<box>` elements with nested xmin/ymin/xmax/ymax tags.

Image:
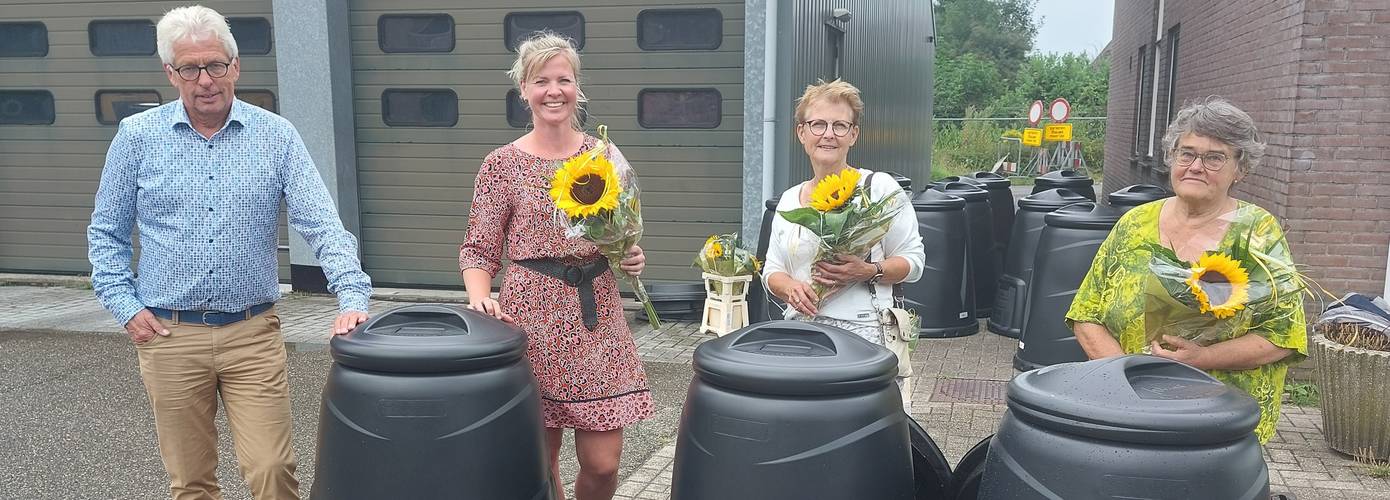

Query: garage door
<box><xmin>349</xmin><ymin>0</ymin><xmax>743</xmax><ymax>287</ymax></box>
<box><xmin>0</xmin><ymin>0</ymin><xmax>287</xmax><ymax>280</ymax></box>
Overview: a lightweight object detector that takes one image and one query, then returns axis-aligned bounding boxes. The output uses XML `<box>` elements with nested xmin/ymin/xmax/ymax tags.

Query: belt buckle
<box><xmin>562</xmin><ymin>265</ymin><xmax>584</xmax><ymax>287</ymax></box>
<box><xmin>201</xmin><ymin>310</ymin><xmax>217</xmax><ymax>326</ymax></box>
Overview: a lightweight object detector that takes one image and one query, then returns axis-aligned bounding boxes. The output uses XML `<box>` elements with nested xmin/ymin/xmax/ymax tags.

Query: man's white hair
<box><xmin>156</xmin><ymin>5</ymin><xmax>238</xmax><ymax>65</ymax></box>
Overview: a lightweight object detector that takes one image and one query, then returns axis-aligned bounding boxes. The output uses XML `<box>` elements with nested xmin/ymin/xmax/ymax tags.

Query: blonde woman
<box><xmin>763</xmin><ymin>80</ymin><xmax>926</xmax><ymax>408</ymax></box>
<box><xmin>459</xmin><ymin>33</ymin><xmax>652</xmax><ymax>499</ymax></box>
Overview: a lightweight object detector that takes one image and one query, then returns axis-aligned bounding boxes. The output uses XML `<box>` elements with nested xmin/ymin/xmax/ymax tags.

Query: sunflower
<box><xmin>706</xmin><ymin>241</ymin><xmax>724</xmax><ymax>259</ymax></box>
<box><xmin>1186</xmin><ymin>252</ymin><xmax>1251</xmax><ymax>319</ymax></box>
<box><xmin>550</xmin><ymin>153</ymin><xmax>621</xmax><ymax>219</ymax></box>
<box><xmin>809</xmin><ymin>168</ymin><xmax>861</xmax><ymax>212</ymax></box>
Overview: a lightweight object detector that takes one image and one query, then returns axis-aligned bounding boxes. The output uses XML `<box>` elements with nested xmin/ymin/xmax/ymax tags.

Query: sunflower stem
<box><xmin>628</xmin><ymin>275</ymin><xmax>662</xmax><ymax>329</ymax></box>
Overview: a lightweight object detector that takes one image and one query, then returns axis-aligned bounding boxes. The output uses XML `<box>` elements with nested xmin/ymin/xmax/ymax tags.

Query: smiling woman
<box><xmin>1065</xmin><ymin>97</ymin><xmax>1307</xmax><ymax>445</ymax></box>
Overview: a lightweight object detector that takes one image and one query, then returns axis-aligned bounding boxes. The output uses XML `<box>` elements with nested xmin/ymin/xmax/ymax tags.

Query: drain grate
<box><xmin>932</xmin><ymin>378</ymin><xmax>1010</xmax><ymax>404</ymax></box>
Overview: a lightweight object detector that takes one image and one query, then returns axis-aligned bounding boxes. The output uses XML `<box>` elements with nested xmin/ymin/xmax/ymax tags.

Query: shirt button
<box><xmin>207</xmin><ymin>207</ymin><xmax>213</xmax><ymax>212</ymax></box>
<box><xmin>208</xmin><ymin>270</ymin><xmax>214</xmax><ymax>274</ymax></box>
<box><xmin>208</xmin><ymin>175</ymin><xmax>214</xmax><ymax>180</ymax></box>
<box><xmin>208</xmin><ymin>239</ymin><xmax>214</xmax><ymax>243</ymax></box>
<box><xmin>207</xmin><ymin>144</ymin><xmax>213</xmax><ymax>149</ymax></box>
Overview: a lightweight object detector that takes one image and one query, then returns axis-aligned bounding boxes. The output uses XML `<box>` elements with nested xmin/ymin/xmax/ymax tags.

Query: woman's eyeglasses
<box><xmin>802</xmin><ymin>119</ymin><xmax>855</xmax><ymax>137</ymax></box>
<box><xmin>1172</xmin><ymin>150</ymin><xmax>1233</xmax><ymax>171</ymax></box>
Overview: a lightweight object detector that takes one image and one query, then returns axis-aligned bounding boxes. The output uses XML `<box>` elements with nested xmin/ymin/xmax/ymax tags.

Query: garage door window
<box><xmin>382</xmin><ymin>89</ymin><xmax>457</xmax><ymax>127</ymax></box>
<box><xmin>638</xmin><ymin>89</ymin><xmax>721</xmax><ymax>129</ymax></box>
<box><xmin>637</xmin><ymin>9</ymin><xmax>721</xmax><ymax>51</ymax></box>
<box><xmin>378</xmin><ymin>14</ymin><xmax>454</xmax><ymax>53</ymax></box>
<box><xmin>0</xmin><ymin>90</ymin><xmax>56</xmax><ymax>125</ymax></box>
<box><xmin>228</xmin><ymin>17</ymin><xmax>272</xmax><ymax>55</ymax></box>
<box><xmin>504</xmin><ymin>12</ymin><xmax>583</xmax><ymax>51</ymax></box>
<box><xmin>89</xmin><ymin>20</ymin><xmax>156</xmax><ymax>56</ymax></box>
<box><xmin>0</xmin><ymin>22</ymin><xmax>48</xmax><ymax>57</ymax></box>
<box><xmin>237</xmin><ymin>89</ymin><xmax>277</xmax><ymax>113</ymax></box>
<box><xmin>95</xmin><ymin>90</ymin><xmax>161</xmax><ymax>125</ymax></box>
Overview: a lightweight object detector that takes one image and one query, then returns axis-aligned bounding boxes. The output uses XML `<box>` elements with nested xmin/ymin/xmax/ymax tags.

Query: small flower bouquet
<box><xmin>1142</xmin><ymin>206</ymin><xmax>1308</xmax><ymax>350</ymax></box>
<box><xmin>548</xmin><ymin>125</ymin><xmax>661</xmax><ymax>328</ymax></box>
<box><xmin>694</xmin><ymin>233</ymin><xmax>760</xmax><ymax>295</ymax></box>
<box><xmin>777</xmin><ymin>168</ymin><xmax>906</xmax><ymax>305</ymax></box>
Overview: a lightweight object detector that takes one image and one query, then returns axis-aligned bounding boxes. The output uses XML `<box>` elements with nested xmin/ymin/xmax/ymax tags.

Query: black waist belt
<box><xmin>513</xmin><ymin>258</ymin><xmax>609</xmax><ymax>330</ymax></box>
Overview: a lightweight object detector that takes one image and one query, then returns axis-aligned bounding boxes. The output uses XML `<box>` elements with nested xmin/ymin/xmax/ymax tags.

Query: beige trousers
<box><xmin>136</xmin><ymin>307</ymin><xmax>299</xmax><ymax>500</ymax></box>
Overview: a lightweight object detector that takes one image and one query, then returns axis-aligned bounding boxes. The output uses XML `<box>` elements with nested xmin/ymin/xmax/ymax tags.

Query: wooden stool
<box><xmin>700</xmin><ymin>273</ymin><xmax>752</xmax><ymax>336</ymax></box>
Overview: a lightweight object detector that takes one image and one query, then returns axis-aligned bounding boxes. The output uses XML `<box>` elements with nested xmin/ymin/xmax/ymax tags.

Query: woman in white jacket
<box><xmin>763</xmin><ymin>79</ymin><xmax>926</xmax><ymax>408</ymax></box>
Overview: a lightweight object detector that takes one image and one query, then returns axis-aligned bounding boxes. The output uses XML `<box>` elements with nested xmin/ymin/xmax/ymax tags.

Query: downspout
<box><xmin>762</xmin><ymin>0</ymin><xmax>778</xmax><ymax>202</ymax></box>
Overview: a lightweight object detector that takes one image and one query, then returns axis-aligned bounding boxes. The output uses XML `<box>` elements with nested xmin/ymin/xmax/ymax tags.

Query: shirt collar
<box><xmin>167</xmin><ymin>98</ymin><xmax>248</xmax><ymax>133</ymax></box>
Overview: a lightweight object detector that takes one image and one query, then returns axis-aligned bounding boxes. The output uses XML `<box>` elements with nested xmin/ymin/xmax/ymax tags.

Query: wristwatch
<box><xmin>867</xmin><ymin>261</ymin><xmax>885</xmax><ymax>285</ymax></box>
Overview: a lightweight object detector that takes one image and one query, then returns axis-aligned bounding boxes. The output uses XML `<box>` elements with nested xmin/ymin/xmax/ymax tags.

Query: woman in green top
<box><xmin>1065</xmin><ymin>98</ymin><xmax>1306</xmax><ymax>444</ymax></box>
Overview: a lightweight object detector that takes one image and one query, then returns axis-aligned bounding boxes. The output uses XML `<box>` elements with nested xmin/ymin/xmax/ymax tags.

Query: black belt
<box><xmin>148</xmin><ymin>302</ymin><xmax>274</xmax><ymax>327</ymax></box>
<box><xmin>513</xmin><ymin>258</ymin><xmax>609</xmax><ymax>330</ymax></box>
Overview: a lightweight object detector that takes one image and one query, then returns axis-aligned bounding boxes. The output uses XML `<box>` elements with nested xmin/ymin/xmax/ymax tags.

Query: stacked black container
<box><xmin>987</xmin><ymin>188</ymin><xmax>1090</xmax><ymax>339</ymax></box>
<box><xmin>748</xmin><ymin>199</ymin><xmax>784</xmax><ymax>324</ymax></box>
<box><xmin>1106</xmin><ymin>184</ymin><xmax>1169</xmax><ymax>212</ymax></box>
<box><xmin>929</xmin><ymin>181</ymin><xmax>996</xmax><ymax>318</ymax></box>
<box><xmin>905</xmin><ymin>189</ymin><xmax>976</xmax><ymax>338</ymax></box>
<box><xmin>1031</xmin><ymin>169</ymin><xmax>1096</xmax><ymax>201</ymax></box>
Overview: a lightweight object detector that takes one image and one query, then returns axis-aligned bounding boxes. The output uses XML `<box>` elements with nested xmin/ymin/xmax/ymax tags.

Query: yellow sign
<box><xmin>1044</xmin><ymin>123</ymin><xmax>1074</xmax><ymax>142</ymax></box>
<box><xmin>1021</xmin><ymin>128</ymin><xmax>1044</xmax><ymax>147</ymax></box>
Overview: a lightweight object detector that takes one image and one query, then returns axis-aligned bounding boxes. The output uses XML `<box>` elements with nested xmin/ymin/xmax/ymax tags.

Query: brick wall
<box><xmin>1106</xmin><ymin>0</ymin><xmax>1389</xmax><ymax>299</ymax></box>
<box><xmin>1286</xmin><ymin>1</ymin><xmax>1390</xmax><ymax>299</ymax></box>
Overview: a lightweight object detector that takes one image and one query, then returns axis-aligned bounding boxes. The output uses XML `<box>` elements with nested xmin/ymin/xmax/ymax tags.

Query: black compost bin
<box><xmin>987</xmin><ymin>189</ymin><xmax>1089</xmax><ymax>339</ymax></box>
<box><xmin>310</xmin><ymin>304</ymin><xmax>551</xmax><ymax>500</ymax></box>
<box><xmin>748</xmin><ymin>199</ymin><xmax>785</xmax><ymax>324</ymax></box>
<box><xmin>672</xmin><ymin>320</ymin><xmax>912</xmax><ymax>500</ymax></box>
<box><xmin>1030</xmin><ymin>169</ymin><xmax>1096</xmax><ymax>201</ymax></box>
<box><xmin>1013</xmin><ymin>202</ymin><xmax>1124</xmax><ymax>371</ymax></box>
<box><xmin>930</xmin><ymin>181</ymin><xmax>997</xmax><ymax>318</ymax></box>
<box><xmin>905</xmin><ymin>189</ymin><xmax>976</xmax><ymax>338</ymax></box>
<box><xmin>968</xmin><ymin>171</ymin><xmax>1016</xmax><ymax>251</ymax></box>
<box><xmin>638</xmin><ymin>281</ymin><xmax>706</xmax><ymax>323</ymax></box>
<box><xmin>1106</xmin><ymin>184</ymin><xmax>1169</xmax><ymax>212</ymax></box>
<box><xmin>885</xmin><ymin>171</ymin><xmax>914</xmax><ymax>192</ymax></box>
<box><xmin>979</xmin><ymin>355</ymin><xmax>1268</xmax><ymax>500</ymax></box>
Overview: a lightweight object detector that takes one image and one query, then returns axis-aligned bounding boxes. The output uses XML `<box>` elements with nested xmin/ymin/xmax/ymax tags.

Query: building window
<box><xmin>638</xmin><ymin>88</ymin><xmax>721</xmax><ymax>129</ymax></box>
<box><xmin>95</xmin><ymin>90</ymin><xmax>161</xmax><ymax>125</ymax></box>
<box><xmin>505</xmin><ymin>89</ymin><xmax>587</xmax><ymax>128</ymax></box>
<box><xmin>0</xmin><ymin>22</ymin><xmax>47</xmax><ymax>57</ymax></box>
<box><xmin>0</xmin><ymin>90</ymin><xmax>56</xmax><ymax>125</ymax></box>
<box><xmin>637</xmin><ymin>9</ymin><xmax>722</xmax><ymax>51</ymax></box>
<box><xmin>228</xmin><ymin>17</ymin><xmax>272</xmax><ymax>55</ymax></box>
<box><xmin>826</xmin><ymin>25</ymin><xmax>845</xmax><ymax>81</ymax></box>
<box><xmin>378</xmin><ymin>14</ymin><xmax>455</xmax><ymax>53</ymax></box>
<box><xmin>89</xmin><ymin>20</ymin><xmax>156</xmax><ymax>56</ymax></box>
<box><xmin>505</xmin><ymin>11</ymin><xmax>584</xmax><ymax>52</ymax></box>
<box><xmin>237</xmin><ymin>89</ymin><xmax>277</xmax><ymax>113</ymax></box>
<box><xmin>381</xmin><ymin>89</ymin><xmax>457</xmax><ymax>127</ymax></box>
<box><xmin>1164</xmin><ymin>25</ymin><xmax>1180</xmax><ymax>125</ymax></box>
<box><xmin>1132</xmin><ymin>44</ymin><xmax>1151</xmax><ymax>158</ymax></box>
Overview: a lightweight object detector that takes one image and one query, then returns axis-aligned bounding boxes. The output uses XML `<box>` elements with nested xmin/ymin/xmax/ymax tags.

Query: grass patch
<box><xmin>1355</xmin><ymin>448</ymin><xmax>1390</xmax><ymax>478</ymax></box>
<box><xmin>1283</xmin><ymin>381</ymin><xmax>1320</xmax><ymax>407</ymax></box>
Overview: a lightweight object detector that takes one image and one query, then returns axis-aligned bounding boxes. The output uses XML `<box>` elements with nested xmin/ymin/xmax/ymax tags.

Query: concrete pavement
<box><xmin>3</xmin><ymin>280</ymin><xmax>1389</xmax><ymax>499</ymax></box>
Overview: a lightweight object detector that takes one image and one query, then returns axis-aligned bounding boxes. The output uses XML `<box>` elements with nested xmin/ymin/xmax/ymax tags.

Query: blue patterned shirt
<box><xmin>88</xmin><ymin>99</ymin><xmax>371</xmax><ymax>326</ymax></box>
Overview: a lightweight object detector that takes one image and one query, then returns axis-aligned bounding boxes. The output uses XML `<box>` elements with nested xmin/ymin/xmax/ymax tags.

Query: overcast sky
<box><xmin>1031</xmin><ymin>0</ymin><xmax>1115</xmax><ymax>56</ymax></box>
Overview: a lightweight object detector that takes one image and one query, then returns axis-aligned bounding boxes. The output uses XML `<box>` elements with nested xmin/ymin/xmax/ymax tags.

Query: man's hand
<box><xmin>333</xmin><ymin>311</ymin><xmax>369</xmax><ymax>336</ymax></box>
<box><xmin>619</xmin><ymin>245</ymin><xmax>646</xmax><ymax>276</ymax></box>
<box><xmin>125</xmin><ymin>309</ymin><xmax>169</xmax><ymax>344</ymax></box>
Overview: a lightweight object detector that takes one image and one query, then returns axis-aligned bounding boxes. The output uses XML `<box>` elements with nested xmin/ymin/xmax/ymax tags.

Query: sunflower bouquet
<box><xmin>694</xmin><ymin>233</ymin><xmax>760</xmax><ymax>294</ymax></box>
<box><xmin>548</xmin><ymin>125</ymin><xmax>661</xmax><ymax>328</ymax></box>
<box><xmin>777</xmin><ymin>168</ymin><xmax>906</xmax><ymax>305</ymax></box>
<box><xmin>1142</xmin><ymin>206</ymin><xmax>1308</xmax><ymax>349</ymax></box>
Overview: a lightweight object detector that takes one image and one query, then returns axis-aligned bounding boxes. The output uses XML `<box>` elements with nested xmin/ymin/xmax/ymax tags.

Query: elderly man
<box><xmin>86</xmin><ymin>5</ymin><xmax>371</xmax><ymax>499</ymax></box>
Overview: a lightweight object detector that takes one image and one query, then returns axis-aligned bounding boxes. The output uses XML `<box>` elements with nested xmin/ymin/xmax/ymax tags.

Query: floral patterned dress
<box><xmin>1065</xmin><ymin>199</ymin><xmax>1307</xmax><ymax>444</ymax></box>
<box><xmin>459</xmin><ymin>136</ymin><xmax>654</xmax><ymax>431</ymax></box>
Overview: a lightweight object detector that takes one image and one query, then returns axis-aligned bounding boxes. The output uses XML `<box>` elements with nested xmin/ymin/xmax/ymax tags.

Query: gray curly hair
<box><xmin>1161</xmin><ymin>97</ymin><xmax>1265</xmax><ymax>173</ymax></box>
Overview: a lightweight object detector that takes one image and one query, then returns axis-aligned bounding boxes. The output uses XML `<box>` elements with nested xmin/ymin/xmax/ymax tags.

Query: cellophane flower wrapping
<box><xmin>694</xmin><ymin>233</ymin><xmax>760</xmax><ymax>295</ymax></box>
<box><xmin>777</xmin><ymin>169</ymin><xmax>906</xmax><ymax>306</ymax></box>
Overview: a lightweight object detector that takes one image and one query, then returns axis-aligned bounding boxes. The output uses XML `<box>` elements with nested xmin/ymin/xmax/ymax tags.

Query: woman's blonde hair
<box><xmin>506</xmin><ymin>32</ymin><xmax>587</xmax><ymax>131</ymax></box>
<box><xmin>794</xmin><ymin>79</ymin><xmax>865</xmax><ymax>125</ymax></box>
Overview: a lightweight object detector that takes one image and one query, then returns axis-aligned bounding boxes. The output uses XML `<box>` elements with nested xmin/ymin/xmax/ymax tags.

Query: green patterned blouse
<box><xmin>1065</xmin><ymin>199</ymin><xmax>1307</xmax><ymax>444</ymax></box>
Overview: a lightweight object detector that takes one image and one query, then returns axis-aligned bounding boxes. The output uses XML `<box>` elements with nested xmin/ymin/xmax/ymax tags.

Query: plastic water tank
<box><xmin>638</xmin><ymin>282</ymin><xmax>706</xmax><ymax>323</ymax></box>
<box><xmin>1031</xmin><ymin>169</ymin><xmax>1096</xmax><ymax>201</ymax></box>
<box><xmin>967</xmin><ymin>171</ymin><xmax>1016</xmax><ymax>251</ymax></box>
<box><xmin>1106</xmin><ymin>184</ymin><xmax>1169</xmax><ymax>212</ymax></box>
<box><xmin>987</xmin><ymin>189</ymin><xmax>1089</xmax><ymax>339</ymax></box>
<box><xmin>905</xmin><ymin>189</ymin><xmax>976</xmax><ymax>338</ymax></box>
<box><xmin>310</xmin><ymin>304</ymin><xmax>551</xmax><ymax>500</ymax></box>
<box><xmin>1013</xmin><ymin>202</ymin><xmax>1124</xmax><ymax>371</ymax></box>
<box><xmin>672</xmin><ymin>320</ymin><xmax>913</xmax><ymax>500</ymax></box>
<box><xmin>979</xmin><ymin>355</ymin><xmax>1268</xmax><ymax>500</ymax></box>
<box><xmin>930</xmin><ymin>181</ymin><xmax>997</xmax><ymax>318</ymax></box>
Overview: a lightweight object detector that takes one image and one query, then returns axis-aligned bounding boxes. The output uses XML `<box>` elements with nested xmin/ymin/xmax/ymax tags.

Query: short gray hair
<box><xmin>1162</xmin><ymin>97</ymin><xmax>1265</xmax><ymax>173</ymax></box>
<box><xmin>156</xmin><ymin>5</ymin><xmax>238</xmax><ymax>65</ymax></box>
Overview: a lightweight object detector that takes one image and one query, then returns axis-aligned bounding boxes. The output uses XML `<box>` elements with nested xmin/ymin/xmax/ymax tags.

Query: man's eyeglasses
<box><xmin>1172</xmin><ymin>150</ymin><xmax>1233</xmax><ymax>171</ymax></box>
<box><xmin>802</xmin><ymin>119</ymin><xmax>855</xmax><ymax>137</ymax></box>
<box><xmin>170</xmin><ymin>61</ymin><xmax>231</xmax><ymax>82</ymax></box>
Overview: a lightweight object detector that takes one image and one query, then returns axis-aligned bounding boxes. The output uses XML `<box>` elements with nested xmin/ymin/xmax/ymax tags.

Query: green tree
<box><xmin>934</xmin><ymin>53</ymin><xmax>1005</xmax><ymax>118</ymax></box>
<box><xmin>990</xmin><ymin>53</ymin><xmax>1109</xmax><ymax>118</ymax></box>
<box><xmin>934</xmin><ymin>0</ymin><xmax>1039</xmax><ymax>75</ymax></box>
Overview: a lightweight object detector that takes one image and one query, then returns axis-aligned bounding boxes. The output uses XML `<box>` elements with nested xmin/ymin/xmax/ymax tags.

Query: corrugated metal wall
<box><xmin>0</xmin><ymin>0</ymin><xmax>287</xmax><ymax>280</ymax></box>
<box><xmin>348</xmin><ymin>0</ymin><xmax>744</xmax><ymax>287</ymax></box>
<box><xmin>773</xmin><ymin>0</ymin><xmax>933</xmax><ymax>192</ymax></box>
